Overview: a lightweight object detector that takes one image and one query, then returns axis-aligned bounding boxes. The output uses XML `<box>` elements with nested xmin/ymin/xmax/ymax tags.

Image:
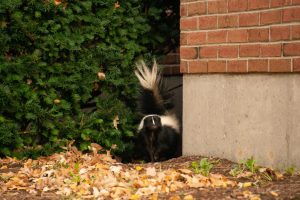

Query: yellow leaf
<box><xmin>135</xmin><ymin>166</ymin><xmax>143</xmax><ymax>171</ymax></box>
<box><xmin>53</xmin><ymin>99</ymin><xmax>61</xmax><ymax>104</ymax></box>
<box><xmin>169</xmin><ymin>195</ymin><xmax>181</xmax><ymax>200</ymax></box>
<box><xmin>239</xmin><ymin>182</ymin><xmax>252</xmax><ymax>188</ymax></box>
<box><xmin>130</xmin><ymin>194</ymin><xmax>140</xmax><ymax>200</ymax></box>
<box><xmin>250</xmin><ymin>196</ymin><xmax>261</xmax><ymax>200</ymax></box>
<box><xmin>183</xmin><ymin>194</ymin><xmax>194</xmax><ymax>200</ymax></box>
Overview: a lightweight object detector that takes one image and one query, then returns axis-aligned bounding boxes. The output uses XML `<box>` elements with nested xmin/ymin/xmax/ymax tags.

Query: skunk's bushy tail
<box><xmin>135</xmin><ymin>60</ymin><xmax>173</xmax><ymax>115</ymax></box>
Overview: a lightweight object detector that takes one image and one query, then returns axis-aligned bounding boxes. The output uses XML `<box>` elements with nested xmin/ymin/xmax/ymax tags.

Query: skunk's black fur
<box><xmin>134</xmin><ymin>60</ymin><xmax>180</xmax><ymax>162</ymax></box>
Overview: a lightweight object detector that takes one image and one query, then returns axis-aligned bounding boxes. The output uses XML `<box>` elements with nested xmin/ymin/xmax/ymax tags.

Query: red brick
<box><xmin>270</xmin><ymin>26</ymin><xmax>291</xmax><ymax>41</ymax></box>
<box><xmin>248</xmin><ymin>28</ymin><xmax>269</xmax><ymax>42</ymax></box>
<box><xmin>180</xmin><ymin>17</ymin><xmax>198</xmax><ymax>30</ymax></box>
<box><xmin>207</xmin><ymin>30</ymin><xmax>227</xmax><ymax>44</ymax></box>
<box><xmin>218</xmin><ymin>15</ymin><xmax>239</xmax><ymax>28</ymax></box>
<box><xmin>239</xmin><ymin>44</ymin><xmax>261</xmax><ymax>57</ymax></box>
<box><xmin>180</xmin><ymin>33</ymin><xmax>188</xmax><ymax>45</ymax></box>
<box><xmin>291</xmin><ymin>25</ymin><xmax>300</xmax><ymax>39</ymax></box>
<box><xmin>208</xmin><ymin>60</ymin><xmax>227</xmax><ymax>73</ymax></box>
<box><xmin>199</xmin><ymin>46</ymin><xmax>218</xmax><ymax>58</ymax></box>
<box><xmin>187</xmin><ymin>2</ymin><xmax>206</xmax><ymax>16</ymax></box>
<box><xmin>283</xmin><ymin>7</ymin><xmax>300</xmax><ymax>22</ymax></box>
<box><xmin>270</xmin><ymin>0</ymin><xmax>292</xmax><ymax>7</ymax></box>
<box><xmin>198</xmin><ymin>16</ymin><xmax>218</xmax><ymax>30</ymax></box>
<box><xmin>188</xmin><ymin>60</ymin><xmax>208</xmax><ymax>73</ymax></box>
<box><xmin>180</xmin><ymin>4</ymin><xmax>187</xmax><ymax>17</ymax></box>
<box><xmin>208</xmin><ymin>0</ymin><xmax>228</xmax><ymax>14</ymax></box>
<box><xmin>228</xmin><ymin>29</ymin><xmax>248</xmax><ymax>43</ymax></box>
<box><xmin>248</xmin><ymin>59</ymin><xmax>269</xmax><ymax>72</ymax></box>
<box><xmin>269</xmin><ymin>59</ymin><xmax>291</xmax><ymax>72</ymax></box>
<box><xmin>180</xmin><ymin>47</ymin><xmax>198</xmax><ymax>59</ymax></box>
<box><xmin>219</xmin><ymin>46</ymin><xmax>239</xmax><ymax>58</ymax></box>
<box><xmin>261</xmin><ymin>44</ymin><xmax>282</xmax><ymax>57</ymax></box>
<box><xmin>283</xmin><ymin>42</ymin><xmax>300</xmax><ymax>56</ymax></box>
<box><xmin>180</xmin><ymin>60</ymin><xmax>188</xmax><ymax>73</ymax></box>
<box><xmin>239</xmin><ymin>13</ymin><xmax>260</xmax><ymax>27</ymax></box>
<box><xmin>187</xmin><ymin>32</ymin><xmax>206</xmax><ymax>45</ymax></box>
<box><xmin>227</xmin><ymin>60</ymin><xmax>247</xmax><ymax>72</ymax></box>
<box><xmin>292</xmin><ymin>0</ymin><xmax>300</xmax><ymax>5</ymax></box>
<box><xmin>228</xmin><ymin>0</ymin><xmax>248</xmax><ymax>12</ymax></box>
<box><xmin>260</xmin><ymin>10</ymin><xmax>282</xmax><ymax>25</ymax></box>
<box><xmin>248</xmin><ymin>0</ymin><xmax>270</xmax><ymax>10</ymax></box>
<box><xmin>293</xmin><ymin>58</ymin><xmax>300</xmax><ymax>72</ymax></box>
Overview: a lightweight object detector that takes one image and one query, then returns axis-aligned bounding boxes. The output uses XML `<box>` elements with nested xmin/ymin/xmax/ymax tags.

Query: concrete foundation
<box><xmin>183</xmin><ymin>74</ymin><xmax>300</xmax><ymax>169</ymax></box>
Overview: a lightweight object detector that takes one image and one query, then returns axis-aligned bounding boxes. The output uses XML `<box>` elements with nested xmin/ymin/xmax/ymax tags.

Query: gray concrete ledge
<box><xmin>183</xmin><ymin>74</ymin><xmax>300</xmax><ymax>169</ymax></box>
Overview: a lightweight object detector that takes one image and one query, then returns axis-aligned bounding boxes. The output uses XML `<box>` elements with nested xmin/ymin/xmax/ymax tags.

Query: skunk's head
<box><xmin>138</xmin><ymin>114</ymin><xmax>180</xmax><ymax>133</ymax></box>
<box><xmin>143</xmin><ymin>115</ymin><xmax>162</xmax><ymax>131</ymax></box>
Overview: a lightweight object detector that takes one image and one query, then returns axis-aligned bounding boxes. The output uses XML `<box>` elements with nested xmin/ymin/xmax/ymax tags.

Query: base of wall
<box><xmin>183</xmin><ymin>74</ymin><xmax>300</xmax><ymax>169</ymax></box>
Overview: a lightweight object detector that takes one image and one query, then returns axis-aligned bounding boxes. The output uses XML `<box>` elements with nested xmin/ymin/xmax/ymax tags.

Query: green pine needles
<box><xmin>0</xmin><ymin>0</ymin><xmax>179</xmax><ymax>159</ymax></box>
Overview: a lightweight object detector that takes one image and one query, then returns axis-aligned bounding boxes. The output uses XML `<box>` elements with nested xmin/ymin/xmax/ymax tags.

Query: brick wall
<box><xmin>159</xmin><ymin>49</ymin><xmax>181</xmax><ymax>75</ymax></box>
<box><xmin>180</xmin><ymin>0</ymin><xmax>300</xmax><ymax>73</ymax></box>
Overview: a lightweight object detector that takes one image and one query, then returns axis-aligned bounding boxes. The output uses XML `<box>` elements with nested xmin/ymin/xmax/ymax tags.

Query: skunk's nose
<box><xmin>148</xmin><ymin>125</ymin><xmax>159</xmax><ymax>131</ymax></box>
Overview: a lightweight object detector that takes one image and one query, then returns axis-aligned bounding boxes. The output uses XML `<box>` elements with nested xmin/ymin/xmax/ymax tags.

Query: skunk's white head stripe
<box><xmin>151</xmin><ymin>116</ymin><xmax>155</xmax><ymax>125</ymax></box>
<box><xmin>137</xmin><ymin>114</ymin><xmax>180</xmax><ymax>133</ymax></box>
<box><xmin>138</xmin><ymin>114</ymin><xmax>160</xmax><ymax>131</ymax></box>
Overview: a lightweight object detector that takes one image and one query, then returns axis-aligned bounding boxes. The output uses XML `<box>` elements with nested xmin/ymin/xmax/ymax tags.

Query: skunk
<box><xmin>134</xmin><ymin>60</ymin><xmax>180</xmax><ymax>162</ymax></box>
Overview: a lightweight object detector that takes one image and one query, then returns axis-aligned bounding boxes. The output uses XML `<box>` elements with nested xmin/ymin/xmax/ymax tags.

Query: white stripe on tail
<box><xmin>135</xmin><ymin>60</ymin><xmax>160</xmax><ymax>91</ymax></box>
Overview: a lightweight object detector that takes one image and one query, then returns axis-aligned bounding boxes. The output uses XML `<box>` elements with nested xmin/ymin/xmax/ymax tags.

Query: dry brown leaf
<box><xmin>146</xmin><ymin>167</ymin><xmax>157</xmax><ymax>177</ymax></box>
<box><xmin>0</xmin><ymin>146</ymin><xmax>241</xmax><ymax>199</ymax></box>
<box><xmin>113</xmin><ymin>115</ymin><xmax>119</xmax><ymax>130</ymax></box>
<box><xmin>0</xmin><ymin>165</ymin><xmax>8</xmax><ymax>170</ymax></box>
<box><xmin>270</xmin><ymin>191</ymin><xmax>279</xmax><ymax>197</ymax></box>
<box><xmin>178</xmin><ymin>168</ymin><xmax>193</xmax><ymax>174</ymax></box>
<box><xmin>183</xmin><ymin>194</ymin><xmax>194</xmax><ymax>200</ymax></box>
<box><xmin>169</xmin><ymin>195</ymin><xmax>181</xmax><ymax>200</ymax></box>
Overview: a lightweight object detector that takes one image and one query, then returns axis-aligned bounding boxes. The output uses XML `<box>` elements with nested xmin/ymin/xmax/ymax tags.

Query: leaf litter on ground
<box><xmin>2</xmin><ymin>145</ymin><xmax>295</xmax><ymax>200</ymax></box>
<box><xmin>0</xmin><ymin>144</ymin><xmax>239</xmax><ymax>199</ymax></box>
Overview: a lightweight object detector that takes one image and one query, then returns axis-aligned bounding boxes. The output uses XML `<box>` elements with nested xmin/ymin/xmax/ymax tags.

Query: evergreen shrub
<box><xmin>0</xmin><ymin>0</ymin><xmax>179</xmax><ymax>159</ymax></box>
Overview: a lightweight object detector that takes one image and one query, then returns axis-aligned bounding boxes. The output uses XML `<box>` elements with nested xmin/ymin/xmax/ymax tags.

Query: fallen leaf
<box><xmin>97</xmin><ymin>72</ymin><xmax>106</xmax><ymax>80</ymax></box>
<box><xmin>178</xmin><ymin>168</ymin><xmax>193</xmax><ymax>174</ymax></box>
<box><xmin>0</xmin><ymin>165</ymin><xmax>8</xmax><ymax>170</ymax></box>
<box><xmin>110</xmin><ymin>165</ymin><xmax>122</xmax><ymax>174</ymax></box>
<box><xmin>169</xmin><ymin>195</ymin><xmax>181</xmax><ymax>200</ymax></box>
<box><xmin>114</xmin><ymin>1</ymin><xmax>120</xmax><ymax>8</ymax></box>
<box><xmin>146</xmin><ymin>167</ymin><xmax>156</xmax><ymax>177</ymax></box>
<box><xmin>270</xmin><ymin>191</ymin><xmax>279</xmax><ymax>197</ymax></box>
<box><xmin>130</xmin><ymin>194</ymin><xmax>141</xmax><ymax>200</ymax></box>
<box><xmin>183</xmin><ymin>194</ymin><xmax>194</xmax><ymax>200</ymax></box>
<box><xmin>238</xmin><ymin>182</ymin><xmax>252</xmax><ymax>188</ymax></box>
